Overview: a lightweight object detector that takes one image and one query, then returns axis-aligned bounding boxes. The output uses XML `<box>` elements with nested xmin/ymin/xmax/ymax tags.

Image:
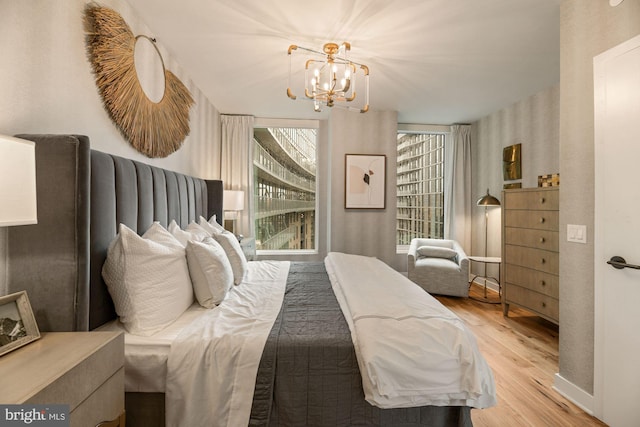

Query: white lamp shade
<box><xmin>223</xmin><ymin>190</ymin><xmax>245</xmax><ymax>212</ymax></box>
<box><xmin>0</xmin><ymin>135</ymin><xmax>38</xmax><ymax>226</ymax></box>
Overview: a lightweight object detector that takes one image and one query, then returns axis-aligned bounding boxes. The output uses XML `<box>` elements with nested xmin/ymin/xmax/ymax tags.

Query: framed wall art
<box><xmin>345</xmin><ymin>154</ymin><xmax>386</xmax><ymax>209</ymax></box>
<box><xmin>503</xmin><ymin>143</ymin><xmax>522</xmax><ymax>181</ymax></box>
<box><xmin>0</xmin><ymin>291</ymin><xmax>40</xmax><ymax>357</ymax></box>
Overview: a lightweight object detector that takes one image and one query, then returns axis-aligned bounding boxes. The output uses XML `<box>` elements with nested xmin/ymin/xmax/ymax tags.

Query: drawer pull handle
<box><xmin>540</xmin><ymin>197</ymin><xmax>546</xmax><ymax>204</ymax></box>
<box><xmin>539</xmin><ymin>217</ymin><xmax>546</xmax><ymax>224</ymax></box>
<box><xmin>542</xmin><ymin>302</ymin><xmax>547</xmax><ymax>308</ymax></box>
<box><xmin>540</xmin><ymin>280</ymin><xmax>546</xmax><ymax>287</ymax></box>
<box><xmin>539</xmin><ymin>237</ymin><xmax>546</xmax><ymax>243</ymax></box>
<box><xmin>541</xmin><ymin>258</ymin><xmax>546</xmax><ymax>264</ymax></box>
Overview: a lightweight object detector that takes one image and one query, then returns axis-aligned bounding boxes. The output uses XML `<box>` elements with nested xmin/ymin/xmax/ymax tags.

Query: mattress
<box><xmin>100</xmin><ymin>260</ymin><xmax>482</xmax><ymax>426</ymax></box>
<box><xmin>97</xmin><ymin>303</ymin><xmax>207</xmax><ymax>392</ymax></box>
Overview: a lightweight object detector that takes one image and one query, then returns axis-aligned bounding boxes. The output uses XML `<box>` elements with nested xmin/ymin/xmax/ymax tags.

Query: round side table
<box><xmin>468</xmin><ymin>256</ymin><xmax>501</xmax><ymax>302</ymax></box>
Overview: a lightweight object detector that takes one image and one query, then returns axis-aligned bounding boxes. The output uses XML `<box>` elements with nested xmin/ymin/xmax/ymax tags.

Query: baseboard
<box><xmin>553</xmin><ymin>373</ymin><xmax>595</xmax><ymax>415</ymax></box>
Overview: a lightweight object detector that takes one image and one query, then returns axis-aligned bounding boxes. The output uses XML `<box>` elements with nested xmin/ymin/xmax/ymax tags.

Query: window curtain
<box><xmin>220</xmin><ymin>115</ymin><xmax>254</xmax><ymax>238</ymax></box>
<box><xmin>444</xmin><ymin>124</ymin><xmax>472</xmax><ymax>252</ymax></box>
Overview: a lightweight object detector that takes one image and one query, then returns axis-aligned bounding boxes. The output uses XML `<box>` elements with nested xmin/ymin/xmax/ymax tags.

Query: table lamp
<box><xmin>223</xmin><ymin>190</ymin><xmax>244</xmax><ymax>235</ymax></box>
<box><xmin>0</xmin><ymin>135</ymin><xmax>38</xmax><ymax>226</ymax></box>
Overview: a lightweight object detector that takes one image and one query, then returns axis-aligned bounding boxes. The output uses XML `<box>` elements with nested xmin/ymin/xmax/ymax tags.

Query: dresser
<box><xmin>502</xmin><ymin>187</ymin><xmax>559</xmax><ymax>324</ymax></box>
<box><xmin>0</xmin><ymin>331</ymin><xmax>125</xmax><ymax>427</ymax></box>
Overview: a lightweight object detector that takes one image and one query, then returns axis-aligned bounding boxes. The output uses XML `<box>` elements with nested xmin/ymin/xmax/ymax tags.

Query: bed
<box><xmin>5</xmin><ymin>134</ymin><xmax>495</xmax><ymax>426</ymax></box>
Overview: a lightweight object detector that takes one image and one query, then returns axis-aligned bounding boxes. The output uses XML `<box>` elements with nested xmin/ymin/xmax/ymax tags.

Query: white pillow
<box><xmin>416</xmin><ymin>245</ymin><xmax>458</xmax><ymax>260</ymax></box>
<box><xmin>199</xmin><ymin>215</ymin><xmax>224</xmax><ymax>235</ymax></box>
<box><xmin>102</xmin><ymin>223</ymin><xmax>194</xmax><ymax>336</ymax></box>
<box><xmin>168</xmin><ymin>220</ymin><xmax>205</xmax><ymax>247</ymax></box>
<box><xmin>207</xmin><ymin>215</ymin><xmax>226</xmax><ymax>233</ymax></box>
<box><xmin>145</xmin><ymin>222</ymin><xmax>183</xmax><ymax>248</ymax></box>
<box><xmin>211</xmin><ymin>231</ymin><xmax>248</xmax><ymax>285</ymax></box>
<box><xmin>185</xmin><ymin>237</ymin><xmax>234</xmax><ymax>308</ymax></box>
<box><xmin>168</xmin><ymin>220</ymin><xmax>189</xmax><ymax>247</ymax></box>
<box><xmin>186</xmin><ymin>221</ymin><xmax>211</xmax><ymax>240</ymax></box>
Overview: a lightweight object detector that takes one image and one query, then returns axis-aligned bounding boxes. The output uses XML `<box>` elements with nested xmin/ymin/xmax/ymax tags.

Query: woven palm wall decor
<box><xmin>84</xmin><ymin>4</ymin><xmax>194</xmax><ymax>158</ymax></box>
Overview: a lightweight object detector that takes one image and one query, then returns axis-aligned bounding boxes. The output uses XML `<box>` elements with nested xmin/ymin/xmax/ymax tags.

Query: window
<box><xmin>396</xmin><ymin>132</ymin><xmax>445</xmax><ymax>246</ymax></box>
<box><xmin>253</xmin><ymin>126</ymin><xmax>317</xmax><ymax>251</ymax></box>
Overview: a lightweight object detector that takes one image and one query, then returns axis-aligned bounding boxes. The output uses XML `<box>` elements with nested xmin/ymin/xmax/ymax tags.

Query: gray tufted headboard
<box><xmin>6</xmin><ymin>134</ymin><xmax>223</xmax><ymax>331</ymax></box>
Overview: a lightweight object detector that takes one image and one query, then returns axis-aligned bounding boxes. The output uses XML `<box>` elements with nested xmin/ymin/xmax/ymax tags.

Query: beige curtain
<box><xmin>220</xmin><ymin>115</ymin><xmax>254</xmax><ymax>238</ymax></box>
<box><xmin>444</xmin><ymin>124</ymin><xmax>472</xmax><ymax>252</ymax></box>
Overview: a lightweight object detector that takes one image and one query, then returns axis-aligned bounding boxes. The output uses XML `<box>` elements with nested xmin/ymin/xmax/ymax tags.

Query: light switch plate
<box><xmin>567</xmin><ymin>224</ymin><xmax>587</xmax><ymax>244</ymax></box>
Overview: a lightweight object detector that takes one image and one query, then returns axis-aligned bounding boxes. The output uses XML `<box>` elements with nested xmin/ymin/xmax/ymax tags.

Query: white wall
<box><xmin>559</xmin><ymin>0</ymin><xmax>640</xmax><ymax>396</ymax></box>
<box><xmin>328</xmin><ymin>109</ymin><xmax>401</xmax><ymax>270</ymax></box>
<box><xmin>471</xmin><ymin>84</ymin><xmax>560</xmax><ymax>284</ymax></box>
<box><xmin>0</xmin><ymin>0</ymin><xmax>222</xmax><ymax>294</ymax></box>
<box><xmin>0</xmin><ymin>0</ymin><xmax>221</xmax><ymax>177</ymax></box>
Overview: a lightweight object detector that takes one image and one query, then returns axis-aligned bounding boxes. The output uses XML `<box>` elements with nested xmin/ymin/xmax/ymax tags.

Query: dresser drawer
<box><xmin>71</xmin><ymin>368</ymin><xmax>125</xmax><ymax>427</ymax></box>
<box><xmin>504</xmin><ymin>210</ymin><xmax>559</xmax><ymax>231</ymax></box>
<box><xmin>504</xmin><ymin>189</ymin><xmax>559</xmax><ymax>210</ymax></box>
<box><xmin>25</xmin><ymin>333</ymin><xmax>123</xmax><ymax>409</ymax></box>
<box><xmin>504</xmin><ymin>244</ymin><xmax>559</xmax><ymax>274</ymax></box>
<box><xmin>504</xmin><ymin>264</ymin><xmax>558</xmax><ymax>298</ymax></box>
<box><xmin>504</xmin><ymin>227</ymin><xmax>559</xmax><ymax>251</ymax></box>
<box><xmin>505</xmin><ymin>284</ymin><xmax>559</xmax><ymax>322</ymax></box>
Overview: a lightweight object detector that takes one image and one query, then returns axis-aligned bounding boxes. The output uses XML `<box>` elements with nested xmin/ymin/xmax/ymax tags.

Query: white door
<box><xmin>594</xmin><ymin>34</ymin><xmax>640</xmax><ymax>427</ymax></box>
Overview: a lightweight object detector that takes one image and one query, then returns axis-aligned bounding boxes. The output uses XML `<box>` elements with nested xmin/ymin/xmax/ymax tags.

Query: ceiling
<box><xmin>129</xmin><ymin>0</ymin><xmax>560</xmax><ymax>124</ymax></box>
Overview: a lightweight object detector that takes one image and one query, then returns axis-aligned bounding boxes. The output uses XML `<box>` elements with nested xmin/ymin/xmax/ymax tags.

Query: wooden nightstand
<box><xmin>240</xmin><ymin>236</ymin><xmax>256</xmax><ymax>261</ymax></box>
<box><xmin>0</xmin><ymin>331</ymin><xmax>125</xmax><ymax>427</ymax></box>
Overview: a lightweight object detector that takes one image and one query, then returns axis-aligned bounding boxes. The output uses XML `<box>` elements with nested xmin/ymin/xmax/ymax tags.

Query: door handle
<box><xmin>607</xmin><ymin>256</ymin><xmax>640</xmax><ymax>270</ymax></box>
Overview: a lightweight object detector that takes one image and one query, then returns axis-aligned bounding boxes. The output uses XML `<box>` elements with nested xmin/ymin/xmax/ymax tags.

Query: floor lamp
<box><xmin>476</xmin><ymin>189</ymin><xmax>501</xmax><ymax>298</ymax></box>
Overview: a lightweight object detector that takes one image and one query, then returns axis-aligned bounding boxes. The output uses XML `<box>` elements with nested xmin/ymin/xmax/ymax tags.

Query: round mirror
<box><xmin>134</xmin><ymin>36</ymin><xmax>166</xmax><ymax>103</ymax></box>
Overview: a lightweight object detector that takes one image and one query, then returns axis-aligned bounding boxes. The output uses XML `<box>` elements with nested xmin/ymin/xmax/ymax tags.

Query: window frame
<box><xmin>396</xmin><ymin>124</ymin><xmax>450</xmax><ymax>254</ymax></box>
<box><xmin>253</xmin><ymin>118</ymin><xmax>320</xmax><ymax>255</ymax></box>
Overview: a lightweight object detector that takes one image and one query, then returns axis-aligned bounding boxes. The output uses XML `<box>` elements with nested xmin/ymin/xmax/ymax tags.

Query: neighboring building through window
<box><xmin>396</xmin><ymin>132</ymin><xmax>445</xmax><ymax>246</ymax></box>
<box><xmin>253</xmin><ymin>127</ymin><xmax>317</xmax><ymax>251</ymax></box>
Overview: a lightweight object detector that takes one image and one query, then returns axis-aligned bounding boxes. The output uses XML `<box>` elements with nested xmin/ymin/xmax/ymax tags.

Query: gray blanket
<box><xmin>249</xmin><ymin>262</ymin><xmax>473</xmax><ymax>427</ymax></box>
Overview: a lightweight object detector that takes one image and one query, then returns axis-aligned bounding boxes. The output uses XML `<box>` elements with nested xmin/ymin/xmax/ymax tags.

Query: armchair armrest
<box><xmin>451</xmin><ymin>240</ymin><xmax>469</xmax><ymax>273</ymax></box>
<box><xmin>407</xmin><ymin>239</ymin><xmax>420</xmax><ymax>274</ymax></box>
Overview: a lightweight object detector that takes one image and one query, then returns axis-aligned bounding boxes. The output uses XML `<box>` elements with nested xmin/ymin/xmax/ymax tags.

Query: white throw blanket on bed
<box><xmin>324</xmin><ymin>252</ymin><xmax>496</xmax><ymax>409</ymax></box>
<box><xmin>166</xmin><ymin>261</ymin><xmax>290</xmax><ymax>427</ymax></box>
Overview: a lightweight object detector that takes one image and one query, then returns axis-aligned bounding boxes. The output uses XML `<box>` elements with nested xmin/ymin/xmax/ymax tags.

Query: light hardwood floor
<box><xmin>435</xmin><ymin>284</ymin><xmax>607</xmax><ymax>427</ymax></box>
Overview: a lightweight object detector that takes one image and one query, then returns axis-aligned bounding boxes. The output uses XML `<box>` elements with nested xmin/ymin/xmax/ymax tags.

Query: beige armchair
<box><xmin>407</xmin><ymin>238</ymin><xmax>470</xmax><ymax>297</ymax></box>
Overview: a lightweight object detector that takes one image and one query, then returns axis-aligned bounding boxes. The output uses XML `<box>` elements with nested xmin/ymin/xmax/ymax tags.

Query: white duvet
<box><xmin>165</xmin><ymin>260</ymin><xmax>290</xmax><ymax>427</ymax></box>
<box><xmin>324</xmin><ymin>252</ymin><xmax>497</xmax><ymax>409</ymax></box>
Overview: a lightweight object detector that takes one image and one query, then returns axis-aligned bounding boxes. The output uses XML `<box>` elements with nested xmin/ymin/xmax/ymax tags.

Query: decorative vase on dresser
<box><xmin>501</xmin><ymin>187</ymin><xmax>559</xmax><ymax>324</ymax></box>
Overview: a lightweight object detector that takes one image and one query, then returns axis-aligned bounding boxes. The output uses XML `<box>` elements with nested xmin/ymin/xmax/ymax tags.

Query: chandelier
<box><xmin>287</xmin><ymin>42</ymin><xmax>369</xmax><ymax>113</ymax></box>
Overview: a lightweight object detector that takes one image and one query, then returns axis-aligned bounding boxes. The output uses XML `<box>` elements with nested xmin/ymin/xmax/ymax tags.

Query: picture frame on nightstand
<box><xmin>0</xmin><ymin>291</ymin><xmax>40</xmax><ymax>357</ymax></box>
